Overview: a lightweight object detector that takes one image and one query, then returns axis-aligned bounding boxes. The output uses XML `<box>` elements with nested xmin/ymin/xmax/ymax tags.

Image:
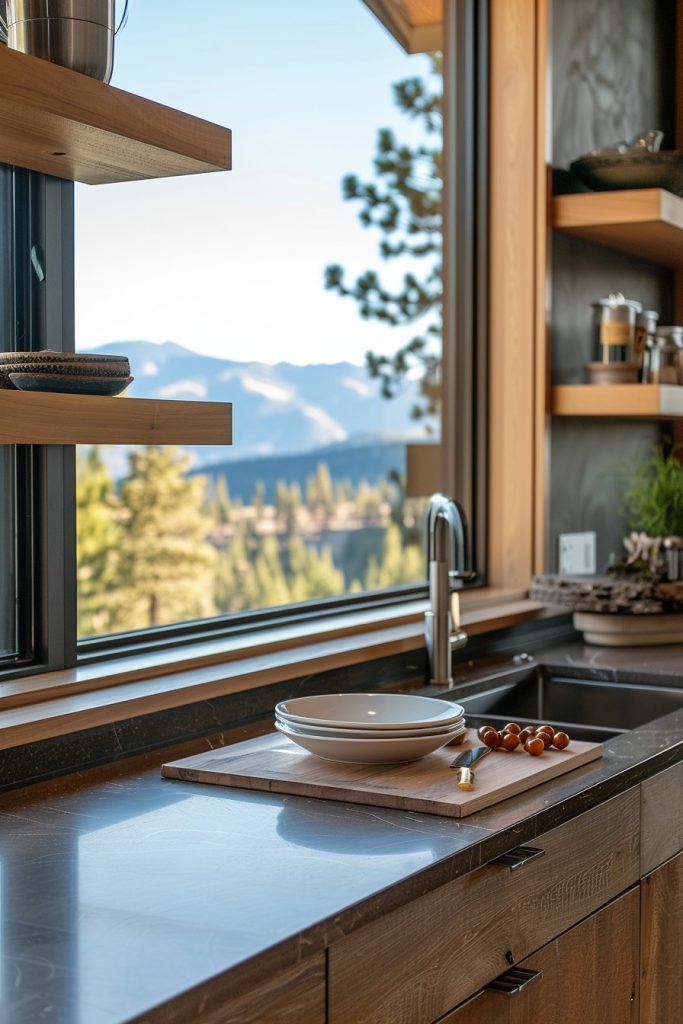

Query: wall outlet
<box><xmin>558</xmin><ymin>531</ymin><xmax>596</xmax><ymax>576</ymax></box>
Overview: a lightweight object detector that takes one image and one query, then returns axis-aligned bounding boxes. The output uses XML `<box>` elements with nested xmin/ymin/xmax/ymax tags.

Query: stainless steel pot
<box><xmin>6</xmin><ymin>0</ymin><xmax>115</xmax><ymax>83</ymax></box>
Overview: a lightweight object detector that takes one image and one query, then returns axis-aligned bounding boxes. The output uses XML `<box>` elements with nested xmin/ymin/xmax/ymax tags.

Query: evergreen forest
<box><xmin>77</xmin><ymin>445</ymin><xmax>426</xmax><ymax>638</ymax></box>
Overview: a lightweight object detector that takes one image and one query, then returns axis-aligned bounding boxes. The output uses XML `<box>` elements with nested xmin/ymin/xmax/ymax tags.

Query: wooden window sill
<box><xmin>0</xmin><ymin>593</ymin><xmax>550</xmax><ymax>752</ymax></box>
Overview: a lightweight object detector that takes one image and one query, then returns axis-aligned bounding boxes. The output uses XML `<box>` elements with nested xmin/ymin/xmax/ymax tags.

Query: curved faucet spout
<box><xmin>425</xmin><ymin>492</ymin><xmax>470</xmax><ymax>573</ymax></box>
<box><xmin>424</xmin><ymin>493</ymin><xmax>473</xmax><ymax>686</ymax></box>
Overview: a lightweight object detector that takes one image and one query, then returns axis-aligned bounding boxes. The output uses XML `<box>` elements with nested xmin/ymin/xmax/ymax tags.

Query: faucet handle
<box><xmin>449</xmin><ymin>569</ymin><xmax>477</xmax><ymax>588</ymax></box>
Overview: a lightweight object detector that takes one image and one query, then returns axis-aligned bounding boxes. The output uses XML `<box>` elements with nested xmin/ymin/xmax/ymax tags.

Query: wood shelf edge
<box><xmin>552</xmin><ymin>188</ymin><xmax>675</xmax><ymax>228</ymax></box>
<box><xmin>0</xmin><ymin>391</ymin><xmax>233</xmax><ymax>445</ymax></box>
<box><xmin>551</xmin><ymin>384</ymin><xmax>683</xmax><ymax>419</ymax></box>
<box><xmin>0</xmin><ymin>45</ymin><xmax>231</xmax><ymax>184</ymax></box>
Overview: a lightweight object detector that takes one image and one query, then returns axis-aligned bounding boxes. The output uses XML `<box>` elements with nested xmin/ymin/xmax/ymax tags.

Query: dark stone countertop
<box><xmin>1</xmin><ymin>644</ymin><xmax>683</xmax><ymax>1024</ymax></box>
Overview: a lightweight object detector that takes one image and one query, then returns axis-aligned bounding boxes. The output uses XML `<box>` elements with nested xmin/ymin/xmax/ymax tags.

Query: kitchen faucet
<box><xmin>424</xmin><ymin>493</ymin><xmax>474</xmax><ymax>686</ymax></box>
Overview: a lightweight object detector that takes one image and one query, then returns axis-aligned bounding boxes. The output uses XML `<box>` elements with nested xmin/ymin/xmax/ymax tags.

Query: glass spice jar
<box><xmin>591</xmin><ymin>293</ymin><xmax>642</xmax><ymax>364</ymax></box>
<box><xmin>643</xmin><ymin>326</ymin><xmax>683</xmax><ymax>384</ymax></box>
<box><xmin>634</xmin><ymin>309</ymin><xmax>659</xmax><ymax>373</ymax></box>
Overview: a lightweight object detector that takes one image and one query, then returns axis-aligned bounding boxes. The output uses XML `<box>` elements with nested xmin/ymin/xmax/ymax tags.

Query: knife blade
<box><xmin>450</xmin><ymin>745</ymin><xmax>491</xmax><ymax>791</ymax></box>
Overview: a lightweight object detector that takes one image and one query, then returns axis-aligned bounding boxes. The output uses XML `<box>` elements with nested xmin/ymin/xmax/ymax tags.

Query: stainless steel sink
<box><xmin>454</xmin><ymin>669</ymin><xmax>683</xmax><ymax>742</ymax></box>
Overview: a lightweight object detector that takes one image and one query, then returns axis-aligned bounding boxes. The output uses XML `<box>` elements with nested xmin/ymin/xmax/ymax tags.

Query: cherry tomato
<box><xmin>504</xmin><ymin>723</ymin><xmax>521</xmax><ymax>735</ymax></box>
<box><xmin>483</xmin><ymin>729</ymin><xmax>502</xmax><ymax>749</ymax></box>
<box><xmin>552</xmin><ymin>731</ymin><xmax>570</xmax><ymax>750</ymax></box>
<box><xmin>525</xmin><ymin>737</ymin><xmax>545</xmax><ymax>756</ymax></box>
<box><xmin>501</xmin><ymin>732</ymin><xmax>520</xmax><ymax>751</ymax></box>
<box><xmin>535</xmin><ymin>730</ymin><xmax>553</xmax><ymax>748</ymax></box>
<box><xmin>477</xmin><ymin>725</ymin><xmax>495</xmax><ymax>741</ymax></box>
<box><xmin>537</xmin><ymin>725</ymin><xmax>555</xmax><ymax>738</ymax></box>
<box><xmin>519</xmin><ymin>727</ymin><xmax>535</xmax><ymax>744</ymax></box>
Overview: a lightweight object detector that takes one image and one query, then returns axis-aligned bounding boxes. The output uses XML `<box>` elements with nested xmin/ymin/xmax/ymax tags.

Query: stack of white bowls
<box><xmin>274</xmin><ymin>692</ymin><xmax>466</xmax><ymax>764</ymax></box>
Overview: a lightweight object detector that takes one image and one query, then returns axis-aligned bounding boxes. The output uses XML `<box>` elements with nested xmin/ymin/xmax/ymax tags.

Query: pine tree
<box><xmin>325</xmin><ymin>55</ymin><xmax>442</xmax><ymax>423</ymax></box>
<box><xmin>76</xmin><ymin>446</ymin><xmax>124</xmax><ymax>637</ymax></box>
<box><xmin>244</xmin><ymin>535</ymin><xmax>291</xmax><ymax>608</ymax></box>
<box><xmin>364</xmin><ymin>523</ymin><xmax>424</xmax><ymax>589</ymax></box>
<box><xmin>213</xmin><ymin>475</ymin><xmax>232</xmax><ymax>526</ymax></box>
<box><xmin>287</xmin><ymin>538</ymin><xmax>345</xmax><ymax>602</ymax></box>
<box><xmin>116</xmin><ymin>446</ymin><xmax>217</xmax><ymax>629</ymax></box>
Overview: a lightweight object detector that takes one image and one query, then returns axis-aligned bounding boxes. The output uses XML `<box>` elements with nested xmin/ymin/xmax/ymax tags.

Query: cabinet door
<box><xmin>440</xmin><ymin>889</ymin><xmax>639</xmax><ymax>1024</ymax></box>
<box><xmin>641</xmin><ymin>849</ymin><xmax>683</xmax><ymax>1023</ymax></box>
<box><xmin>641</xmin><ymin>762</ymin><xmax>683</xmax><ymax>874</ymax></box>
<box><xmin>329</xmin><ymin>790</ymin><xmax>640</xmax><ymax>1024</ymax></box>
<box><xmin>509</xmin><ymin>888</ymin><xmax>639</xmax><ymax>1024</ymax></box>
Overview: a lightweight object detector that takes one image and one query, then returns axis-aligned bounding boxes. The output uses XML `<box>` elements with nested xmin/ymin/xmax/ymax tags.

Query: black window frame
<box><xmin>2</xmin><ymin>0</ymin><xmax>488</xmax><ymax>678</ymax></box>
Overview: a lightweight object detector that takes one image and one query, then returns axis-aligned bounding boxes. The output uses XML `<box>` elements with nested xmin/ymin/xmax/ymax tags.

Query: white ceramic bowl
<box><xmin>274</xmin><ymin>719</ymin><xmax>457</xmax><ymax>764</ymax></box>
<box><xmin>275</xmin><ymin>693</ymin><xmax>464</xmax><ymax>730</ymax></box>
<box><xmin>275</xmin><ymin>713</ymin><xmax>466</xmax><ymax>740</ymax></box>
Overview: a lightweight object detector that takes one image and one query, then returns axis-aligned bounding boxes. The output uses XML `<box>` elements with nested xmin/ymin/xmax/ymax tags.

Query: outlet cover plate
<box><xmin>559</xmin><ymin>531</ymin><xmax>596</xmax><ymax>576</ymax></box>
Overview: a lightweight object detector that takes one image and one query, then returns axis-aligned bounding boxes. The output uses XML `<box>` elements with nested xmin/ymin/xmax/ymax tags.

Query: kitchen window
<box><xmin>2</xmin><ymin>0</ymin><xmax>487</xmax><ymax>678</ymax></box>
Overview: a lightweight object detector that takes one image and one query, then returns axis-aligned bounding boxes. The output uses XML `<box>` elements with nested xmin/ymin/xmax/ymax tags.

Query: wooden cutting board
<box><xmin>161</xmin><ymin>730</ymin><xmax>602</xmax><ymax>818</ymax></box>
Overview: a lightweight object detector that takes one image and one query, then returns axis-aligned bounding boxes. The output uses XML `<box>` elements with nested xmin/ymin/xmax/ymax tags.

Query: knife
<box><xmin>450</xmin><ymin>745</ymin><xmax>491</xmax><ymax>791</ymax></box>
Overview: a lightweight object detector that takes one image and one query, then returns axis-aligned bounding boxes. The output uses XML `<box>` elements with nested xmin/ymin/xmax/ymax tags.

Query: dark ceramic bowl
<box><xmin>0</xmin><ymin>361</ymin><xmax>131</xmax><ymax>388</ymax></box>
<box><xmin>0</xmin><ymin>350</ymin><xmax>129</xmax><ymax>364</ymax></box>
<box><xmin>569</xmin><ymin>151</ymin><xmax>683</xmax><ymax>196</ymax></box>
<box><xmin>9</xmin><ymin>372</ymin><xmax>134</xmax><ymax>396</ymax></box>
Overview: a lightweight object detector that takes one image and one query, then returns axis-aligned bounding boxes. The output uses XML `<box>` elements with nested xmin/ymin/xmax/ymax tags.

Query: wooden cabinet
<box><xmin>438</xmin><ymin>889</ymin><xmax>640</xmax><ymax>1024</ymax></box>
<box><xmin>328</xmin><ymin>790</ymin><xmax>640</xmax><ymax>1024</ymax></box>
<box><xmin>162</xmin><ymin>954</ymin><xmax>326</xmax><ymax>1024</ymax></box>
<box><xmin>640</xmin><ymin>850</ymin><xmax>683</xmax><ymax>1023</ymax></box>
<box><xmin>641</xmin><ymin>760</ymin><xmax>683</xmax><ymax>874</ymax></box>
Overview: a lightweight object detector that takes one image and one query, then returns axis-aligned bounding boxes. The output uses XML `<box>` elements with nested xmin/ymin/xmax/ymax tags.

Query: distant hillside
<box><xmin>195</xmin><ymin>440</ymin><xmax>408</xmax><ymax>503</ymax></box>
<box><xmin>90</xmin><ymin>341</ymin><xmax>430</xmax><ymax>472</ymax></box>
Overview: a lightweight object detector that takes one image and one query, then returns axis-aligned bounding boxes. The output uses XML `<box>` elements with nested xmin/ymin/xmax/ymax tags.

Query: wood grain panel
<box><xmin>162</xmin><ymin>730</ymin><xmax>602</xmax><ymax>819</ymax></box>
<box><xmin>437</xmin><ymin>990</ymin><xmax>506</xmax><ymax>1023</ymax></box>
<box><xmin>553</xmin><ymin>189</ymin><xmax>683</xmax><ymax>267</ymax></box>
<box><xmin>488</xmin><ymin>0</ymin><xmax>543</xmax><ymax>588</ymax></box>
<box><xmin>512</xmin><ymin>889</ymin><xmax>640</xmax><ymax>1024</ymax></box>
<box><xmin>361</xmin><ymin>0</ymin><xmax>442</xmax><ymax>52</ymax></box>
<box><xmin>640</xmin><ymin>851</ymin><xmax>683</xmax><ymax>1024</ymax></box>
<box><xmin>141</xmin><ymin>954</ymin><xmax>325</xmax><ymax>1024</ymax></box>
<box><xmin>0</xmin><ymin>391</ymin><xmax>232</xmax><ymax>445</ymax></box>
<box><xmin>0</xmin><ymin>45</ymin><xmax>231</xmax><ymax>184</ymax></box>
<box><xmin>551</xmin><ymin>384</ymin><xmax>683</xmax><ymax>419</ymax></box>
<box><xmin>641</xmin><ymin>761</ymin><xmax>683</xmax><ymax>874</ymax></box>
<box><xmin>534</xmin><ymin>0</ymin><xmax>551</xmax><ymax>575</ymax></box>
<box><xmin>328</xmin><ymin>789</ymin><xmax>640</xmax><ymax>1024</ymax></box>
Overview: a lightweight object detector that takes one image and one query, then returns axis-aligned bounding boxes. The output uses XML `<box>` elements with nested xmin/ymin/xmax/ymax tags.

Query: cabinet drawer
<box><xmin>436</xmin><ymin>888</ymin><xmax>640</xmax><ymax>1024</ymax></box>
<box><xmin>641</xmin><ymin>761</ymin><xmax>683</xmax><ymax>874</ymax></box>
<box><xmin>328</xmin><ymin>789</ymin><xmax>640</xmax><ymax>1024</ymax></box>
<box><xmin>640</xmin><ymin>849</ymin><xmax>683</xmax><ymax>1022</ymax></box>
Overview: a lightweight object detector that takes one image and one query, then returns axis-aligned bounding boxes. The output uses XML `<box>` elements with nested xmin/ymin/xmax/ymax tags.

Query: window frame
<box><xmin>2</xmin><ymin>0</ymin><xmax>490</xmax><ymax>682</ymax></box>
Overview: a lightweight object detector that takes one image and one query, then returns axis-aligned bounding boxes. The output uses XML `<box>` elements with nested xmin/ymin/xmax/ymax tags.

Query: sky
<box><xmin>74</xmin><ymin>0</ymin><xmax>438</xmax><ymax>365</ymax></box>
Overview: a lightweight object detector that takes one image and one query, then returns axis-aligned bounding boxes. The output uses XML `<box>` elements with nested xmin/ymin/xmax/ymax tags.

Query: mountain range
<box><xmin>92</xmin><ymin>341</ymin><xmax>428</xmax><ymax>476</ymax></box>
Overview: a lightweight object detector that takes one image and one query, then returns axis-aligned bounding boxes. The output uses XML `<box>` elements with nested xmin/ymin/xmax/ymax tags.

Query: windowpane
<box><xmin>0</xmin><ymin>167</ymin><xmax>22</xmax><ymax>660</ymax></box>
<box><xmin>75</xmin><ymin>1</ymin><xmax>442</xmax><ymax>638</ymax></box>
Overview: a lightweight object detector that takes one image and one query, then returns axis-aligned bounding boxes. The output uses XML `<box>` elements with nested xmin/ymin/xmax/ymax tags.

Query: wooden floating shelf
<box><xmin>552</xmin><ymin>384</ymin><xmax>683</xmax><ymax>419</ymax></box>
<box><xmin>552</xmin><ymin>188</ymin><xmax>683</xmax><ymax>267</ymax></box>
<box><xmin>0</xmin><ymin>45</ymin><xmax>231</xmax><ymax>184</ymax></box>
<box><xmin>0</xmin><ymin>392</ymin><xmax>232</xmax><ymax>445</ymax></box>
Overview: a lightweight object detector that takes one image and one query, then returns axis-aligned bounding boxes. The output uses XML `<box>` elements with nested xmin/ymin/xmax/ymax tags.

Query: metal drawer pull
<box><xmin>486</xmin><ymin>967</ymin><xmax>543</xmax><ymax>996</ymax></box>
<box><xmin>491</xmin><ymin>845</ymin><xmax>545</xmax><ymax>870</ymax></box>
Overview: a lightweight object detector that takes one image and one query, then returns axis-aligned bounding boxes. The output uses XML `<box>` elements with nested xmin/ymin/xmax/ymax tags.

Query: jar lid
<box><xmin>591</xmin><ymin>292</ymin><xmax>643</xmax><ymax>313</ymax></box>
<box><xmin>655</xmin><ymin>325</ymin><xmax>683</xmax><ymax>346</ymax></box>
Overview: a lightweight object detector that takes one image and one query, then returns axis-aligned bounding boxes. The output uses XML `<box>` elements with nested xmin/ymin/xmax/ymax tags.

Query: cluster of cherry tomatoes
<box><xmin>477</xmin><ymin>722</ymin><xmax>570</xmax><ymax>757</ymax></box>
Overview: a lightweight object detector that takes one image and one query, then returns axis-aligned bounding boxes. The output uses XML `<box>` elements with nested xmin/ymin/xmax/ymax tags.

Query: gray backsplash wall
<box><xmin>547</xmin><ymin>0</ymin><xmax>676</xmax><ymax>572</ymax></box>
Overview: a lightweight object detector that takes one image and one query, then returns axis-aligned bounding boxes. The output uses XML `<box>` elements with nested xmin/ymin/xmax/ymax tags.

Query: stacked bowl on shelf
<box><xmin>274</xmin><ymin>692</ymin><xmax>466</xmax><ymax>764</ymax></box>
<box><xmin>0</xmin><ymin>351</ymin><xmax>133</xmax><ymax>395</ymax></box>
